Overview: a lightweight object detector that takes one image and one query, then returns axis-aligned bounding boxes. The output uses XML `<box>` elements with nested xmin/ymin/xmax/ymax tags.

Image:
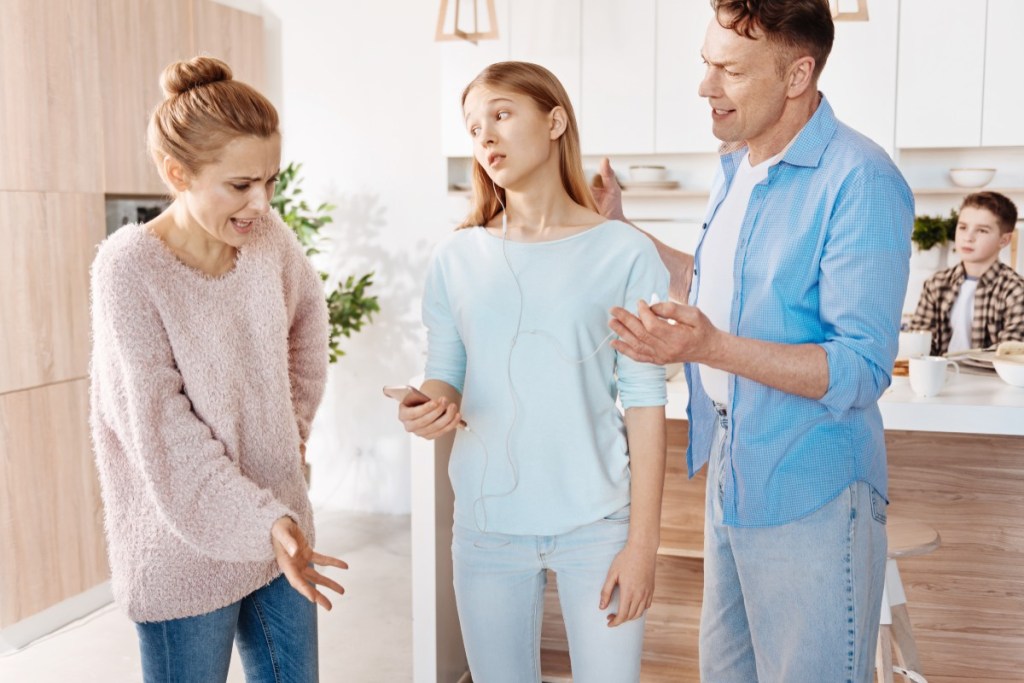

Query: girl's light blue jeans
<box><xmin>700</xmin><ymin>407</ymin><xmax>888</xmax><ymax>683</ymax></box>
<box><xmin>135</xmin><ymin>572</ymin><xmax>318</xmax><ymax>683</ymax></box>
<box><xmin>452</xmin><ymin>507</ymin><xmax>645</xmax><ymax>683</ymax></box>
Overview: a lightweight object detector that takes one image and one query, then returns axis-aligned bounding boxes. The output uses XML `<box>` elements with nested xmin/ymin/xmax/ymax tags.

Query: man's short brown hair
<box><xmin>712</xmin><ymin>0</ymin><xmax>835</xmax><ymax>79</ymax></box>
<box><xmin>961</xmin><ymin>191</ymin><xmax>1019</xmax><ymax>234</ymax></box>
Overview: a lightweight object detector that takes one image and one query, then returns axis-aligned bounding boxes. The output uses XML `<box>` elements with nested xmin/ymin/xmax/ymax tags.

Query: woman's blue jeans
<box><xmin>135</xmin><ymin>573</ymin><xmax>318</xmax><ymax>682</ymax></box>
<box><xmin>452</xmin><ymin>506</ymin><xmax>646</xmax><ymax>683</ymax></box>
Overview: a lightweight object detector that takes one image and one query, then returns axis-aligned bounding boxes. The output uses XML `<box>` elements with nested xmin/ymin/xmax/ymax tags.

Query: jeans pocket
<box><xmin>603</xmin><ymin>504</ymin><xmax>631</xmax><ymax>523</ymax></box>
<box><xmin>869</xmin><ymin>486</ymin><xmax>888</xmax><ymax>525</ymax></box>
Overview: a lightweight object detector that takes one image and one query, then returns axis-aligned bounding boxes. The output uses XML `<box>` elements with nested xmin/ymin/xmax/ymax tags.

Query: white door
<box><xmin>508</xmin><ymin>0</ymin><xmax>582</xmax><ymax>118</ymax></box>
<box><xmin>580</xmin><ymin>0</ymin><xmax>657</xmax><ymax>154</ymax></box>
<box><xmin>439</xmin><ymin>0</ymin><xmax>510</xmax><ymax>157</ymax></box>
<box><xmin>655</xmin><ymin>0</ymin><xmax>718</xmax><ymax>153</ymax></box>
<box><xmin>896</xmin><ymin>0</ymin><xmax>986</xmax><ymax>148</ymax></box>
<box><xmin>982</xmin><ymin>0</ymin><xmax>1024</xmax><ymax>146</ymax></box>
<box><xmin>819</xmin><ymin>0</ymin><xmax>900</xmax><ymax>156</ymax></box>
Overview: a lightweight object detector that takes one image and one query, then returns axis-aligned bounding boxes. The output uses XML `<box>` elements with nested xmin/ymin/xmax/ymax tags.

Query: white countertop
<box><xmin>665</xmin><ymin>368</ymin><xmax>1024</xmax><ymax>437</ymax></box>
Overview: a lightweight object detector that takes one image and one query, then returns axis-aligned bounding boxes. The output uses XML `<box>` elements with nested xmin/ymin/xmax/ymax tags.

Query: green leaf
<box><xmin>273</xmin><ymin>161</ymin><xmax>380</xmax><ymax>362</ymax></box>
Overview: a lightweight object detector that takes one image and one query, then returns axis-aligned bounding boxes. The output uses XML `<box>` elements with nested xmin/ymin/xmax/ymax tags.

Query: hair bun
<box><xmin>160</xmin><ymin>56</ymin><xmax>233</xmax><ymax>97</ymax></box>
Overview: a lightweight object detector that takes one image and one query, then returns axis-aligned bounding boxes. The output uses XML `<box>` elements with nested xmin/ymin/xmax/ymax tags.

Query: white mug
<box><xmin>909</xmin><ymin>356</ymin><xmax>959</xmax><ymax>397</ymax></box>
<box><xmin>898</xmin><ymin>330</ymin><xmax>932</xmax><ymax>359</ymax></box>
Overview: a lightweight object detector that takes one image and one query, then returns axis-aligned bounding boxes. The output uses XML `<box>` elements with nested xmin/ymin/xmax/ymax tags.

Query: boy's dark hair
<box><xmin>711</xmin><ymin>0</ymin><xmax>834</xmax><ymax>78</ymax></box>
<box><xmin>961</xmin><ymin>191</ymin><xmax>1018</xmax><ymax>234</ymax></box>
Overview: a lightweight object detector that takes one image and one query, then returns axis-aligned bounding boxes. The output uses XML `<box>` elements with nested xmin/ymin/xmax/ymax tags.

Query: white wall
<box><xmin>261</xmin><ymin>0</ymin><xmax>456</xmax><ymax>514</ymax></box>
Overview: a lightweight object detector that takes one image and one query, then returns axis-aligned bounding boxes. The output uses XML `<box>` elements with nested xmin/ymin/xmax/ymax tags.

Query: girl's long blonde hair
<box><xmin>457</xmin><ymin>61</ymin><xmax>596</xmax><ymax>229</ymax></box>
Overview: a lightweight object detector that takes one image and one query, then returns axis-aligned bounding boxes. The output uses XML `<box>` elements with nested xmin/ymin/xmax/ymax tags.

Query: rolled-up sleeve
<box><xmin>617</xmin><ymin>243</ymin><xmax>670</xmax><ymax>409</ymax></box>
<box><xmin>422</xmin><ymin>249</ymin><xmax>467</xmax><ymax>393</ymax></box>
<box><xmin>819</xmin><ymin>169</ymin><xmax>914</xmax><ymax>416</ymax></box>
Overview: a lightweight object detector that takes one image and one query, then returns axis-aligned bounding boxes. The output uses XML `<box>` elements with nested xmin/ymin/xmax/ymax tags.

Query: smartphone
<box><xmin>382</xmin><ymin>385</ymin><xmax>468</xmax><ymax>429</ymax></box>
<box><xmin>382</xmin><ymin>384</ymin><xmax>432</xmax><ymax>407</ymax></box>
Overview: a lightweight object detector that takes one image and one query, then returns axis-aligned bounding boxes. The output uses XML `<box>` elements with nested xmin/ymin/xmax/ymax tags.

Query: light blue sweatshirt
<box><xmin>423</xmin><ymin>220</ymin><xmax>669</xmax><ymax>535</ymax></box>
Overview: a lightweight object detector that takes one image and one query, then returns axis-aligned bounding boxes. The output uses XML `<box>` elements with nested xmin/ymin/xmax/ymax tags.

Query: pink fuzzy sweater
<box><xmin>89</xmin><ymin>214</ymin><xmax>328</xmax><ymax>622</ymax></box>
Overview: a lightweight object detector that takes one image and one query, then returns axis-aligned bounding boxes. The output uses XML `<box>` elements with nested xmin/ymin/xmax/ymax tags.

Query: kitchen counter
<box><xmin>666</xmin><ymin>367</ymin><xmax>1024</xmax><ymax>436</ymax></box>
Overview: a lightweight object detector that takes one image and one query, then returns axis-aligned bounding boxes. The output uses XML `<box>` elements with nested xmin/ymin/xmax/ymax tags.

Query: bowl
<box><xmin>993</xmin><ymin>358</ymin><xmax>1024</xmax><ymax>387</ymax></box>
<box><xmin>949</xmin><ymin>168</ymin><xmax>995</xmax><ymax>188</ymax></box>
<box><xmin>629</xmin><ymin>165</ymin><xmax>667</xmax><ymax>182</ymax></box>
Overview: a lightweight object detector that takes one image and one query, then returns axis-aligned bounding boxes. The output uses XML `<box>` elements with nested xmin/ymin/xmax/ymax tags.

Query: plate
<box><xmin>621</xmin><ymin>180</ymin><xmax>680</xmax><ymax>190</ymax></box>
<box><xmin>959</xmin><ymin>350</ymin><xmax>997</xmax><ymax>369</ymax></box>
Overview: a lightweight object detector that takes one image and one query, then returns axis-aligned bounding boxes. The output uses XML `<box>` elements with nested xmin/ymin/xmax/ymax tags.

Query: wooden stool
<box><xmin>876</xmin><ymin>517</ymin><xmax>941</xmax><ymax>683</ymax></box>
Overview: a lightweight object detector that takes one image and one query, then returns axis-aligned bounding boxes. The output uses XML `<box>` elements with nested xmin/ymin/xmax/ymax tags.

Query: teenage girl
<box><xmin>397</xmin><ymin>61</ymin><xmax>668</xmax><ymax>682</ymax></box>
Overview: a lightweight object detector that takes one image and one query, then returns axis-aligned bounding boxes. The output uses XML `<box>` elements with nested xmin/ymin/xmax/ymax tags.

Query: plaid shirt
<box><xmin>909</xmin><ymin>260</ymin><xmax>1024</xmax><ymax>354</ymax></box>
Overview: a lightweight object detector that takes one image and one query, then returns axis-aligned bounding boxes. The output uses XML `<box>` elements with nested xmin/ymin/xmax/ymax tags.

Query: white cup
<box><xmin>909</xmin><ymin>356</ymin><xmax>959</xmax><ymax>397</ymax></box>
<box><xmin>898</xmin><ymin>330</ymin><xmax>932</xmax><ymax>359</ymax></box>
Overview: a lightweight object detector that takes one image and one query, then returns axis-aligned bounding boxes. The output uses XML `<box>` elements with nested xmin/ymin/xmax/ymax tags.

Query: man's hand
<box><xmin>591</xmin><ymin>157</ymin><xmax>626</xmax><ymax>222</ymax></box>
<box><xmin>609</xmin><ymin>300</ymin><xmax>725</xmax><ymax>366</ymax></box>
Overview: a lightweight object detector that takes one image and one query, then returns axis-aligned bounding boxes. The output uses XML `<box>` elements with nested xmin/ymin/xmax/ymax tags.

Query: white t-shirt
<box><xmin>696</xmin><ymin>149</ymin><xmax>786</xmax><ymax>404</ymax></box>
<box><xmin>947</xmin><ymin>277</ymin><xmax>978</xmax><ymax>353</ymax></box>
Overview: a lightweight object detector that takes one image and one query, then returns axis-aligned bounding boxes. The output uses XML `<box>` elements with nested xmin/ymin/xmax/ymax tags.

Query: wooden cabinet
<box><xmin>819</xmin><ymin>0</ymin><xmax>900</xmax><ymax>155</ymax></box>
<box><xmin>580</xmin><ymin>0</ymin><xmax>656</xmax><ymax>155</ymax></box>
<box><xmin>0</xmin><ymin>0</ymin><xmax>103</xmax><ymax>193</ymax></box>
<box><xmin>99</xmin><ymin>0</ymin><xmax>267</xmax><ymax>196</ymax></box>
<box><xmin>654</xmin><ymin>0</ymin><xmax>718</xmax><ymax>154</ymax></box>
<box><xmin>896</xmin><ymin>0</ymin><xmax>986</xmax><ymax>148</ymax></box>
<box><xmin>193</xmin><ymin>0</ymin><xmax>266</xmax><ymax>91</ymax></box>
<box><xmin>981</xmin><ymin>0</ymin><xmax>1024</xmax><ymax>146</ymax></box>
<box><xmin>98</xmin><ymin>0</ymin><xmax>193</xmax><ymax>196</ymax></box>
<box><xmin>0</xmin><ymin>380</ymin><xmax>108</xmax><ymax>628</ymax></box>
<box><xmin>0</xmin><ymin>0</ymin><xmax>268</xmax><ymax>637</ymax></box>
<box><xmin>0</xmin><ymin>193</ymin><xmax>105</xmax><ymax>395</ymax></box>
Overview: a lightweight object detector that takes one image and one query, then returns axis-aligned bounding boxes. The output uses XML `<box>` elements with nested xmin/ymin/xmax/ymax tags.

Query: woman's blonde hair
<box><xmin>458</xmin><ymin>61</ymin><xmax>596</xmax><ymax>229</ymax></box>
<box><xmin>147</xmin><ymin>56</ymin><xmax>278</xmax><ymax>191</ymax></box>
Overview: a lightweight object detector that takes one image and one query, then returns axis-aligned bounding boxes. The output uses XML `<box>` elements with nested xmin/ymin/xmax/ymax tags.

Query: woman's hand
<box><xmin>600</xmin><ymin>543</ymin><xmax>657</xmax><ymax>627</ymax></box>
<box><xmin>271</xmin><ymin>516</ymin><xmax>348</xmax><ymax>610</ymax></box>
<box><xmin>398</xmin><ymin>396</ymin><xmax>463</xmax><ymax>440</ymax></box>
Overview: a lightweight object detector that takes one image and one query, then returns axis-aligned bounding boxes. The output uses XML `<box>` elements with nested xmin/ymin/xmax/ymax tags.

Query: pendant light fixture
<box><xmin>435</xmin><ymin>0</ymin><xmax>499</xmax><ymax>44</ymax></box>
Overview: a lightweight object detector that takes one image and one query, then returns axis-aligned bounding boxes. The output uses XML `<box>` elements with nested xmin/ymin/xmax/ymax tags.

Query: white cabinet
<box><xmin>896</xmin><ymin>0</ymin><xmax>986</xmax><ymax>148</ymax></box>
<box><xmin>982</xmin><ymin>0</ymin><xmax>1024</xmax><ymax>146</ymax></box>
<box><xmin>818</xmin><ymin>0</ymin><xmax>899</xmax><ymax>155</ymax></box>
<box><xmin>580</xmin><ymin>0</ymin><xmax>656</xmax><ymax>154</ymax></box>
<box><xmin>438</xmin><ymin>0</ymin><xmax>510</xmax><ymax>158</ymax></box>
<box><xmin>508</xmin><ymin>0</ymin><xmax>581</xmax><ymax>115</ymax></box>
<box><xmin>655</xmin><ymin>0</ymin><xmax>718</xmax><ymax>153</ymax></box>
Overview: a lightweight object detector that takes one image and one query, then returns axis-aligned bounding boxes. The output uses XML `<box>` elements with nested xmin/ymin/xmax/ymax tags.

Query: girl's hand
<box><xmin>600</xmin><ymin>543</ymin><xmax>657</xmax><ymax>627</ymax></box>
<box><xmin>398</xmin><ymin>396</ymin><xmax>463</xmax><ymax>440</ymax></box>
<box><xmin>271</xmin><ymin>516</ymin><xmax>348</xmax><ymax>610</ymax></box>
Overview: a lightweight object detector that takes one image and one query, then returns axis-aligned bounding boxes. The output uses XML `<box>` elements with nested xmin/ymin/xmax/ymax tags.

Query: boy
<box><xmin>909</xmin><ymin>191</ymin><xmax>1024</xmax><ymax>355</ymax></box>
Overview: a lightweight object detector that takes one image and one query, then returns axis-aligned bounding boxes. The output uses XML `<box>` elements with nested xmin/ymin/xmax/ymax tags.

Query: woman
<box><xmin>89</xmin><ymin>56</ymin><xmax>346</xmax><ymax>682</ymax></box>
<box><xmin>398</xmin><ymin>61</ymin><xmax>668</xmax><ymax>682</ymax></box>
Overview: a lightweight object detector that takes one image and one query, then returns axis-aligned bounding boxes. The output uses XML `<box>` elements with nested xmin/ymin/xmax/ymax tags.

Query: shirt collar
<box><xmin>718</xmin><ymin>93</ymin><xmax>838</xmax><ymax>173</ymax></box>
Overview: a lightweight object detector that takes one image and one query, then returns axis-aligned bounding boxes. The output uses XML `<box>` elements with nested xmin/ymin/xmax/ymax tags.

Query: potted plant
<box><xmin>911</xmin><ymin>209</ymin><xmax>958</xmax><ymax>270</ymax></box>
<box><xmin>271</xmin><ymin>162</ymin><xmax>380</xmax><ymax>362</ymax></box>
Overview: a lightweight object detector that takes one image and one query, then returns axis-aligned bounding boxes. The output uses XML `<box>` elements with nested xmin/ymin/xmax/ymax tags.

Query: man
<box><xmin>597</xmin><ymin>1</ymin><xmax>913</xmax><ymax>681</ymax></box>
